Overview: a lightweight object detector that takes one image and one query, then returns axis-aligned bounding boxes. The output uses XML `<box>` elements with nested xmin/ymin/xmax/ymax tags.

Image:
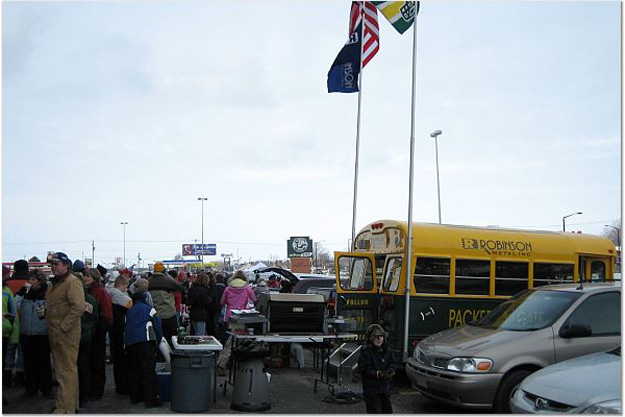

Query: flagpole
<box><xmin>351</xmin><ymin>2</ymin><xmax>366</xmax><ymax>246</ymax></box>
<box><xmin>403</xmin><ymin>4</ymin><xmax>419</xmax><ymax>362</ymax></box>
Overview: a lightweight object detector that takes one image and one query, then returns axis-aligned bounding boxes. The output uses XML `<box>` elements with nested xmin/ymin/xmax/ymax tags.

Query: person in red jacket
<box><xmin>83</xmin><ymin>268</ymin><xmax>113</xmax><ymax>401</ymax></box>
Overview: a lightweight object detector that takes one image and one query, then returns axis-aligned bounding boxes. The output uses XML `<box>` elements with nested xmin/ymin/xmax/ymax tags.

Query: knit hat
<box><xmin>72</xmin><ymin>260</ymin><xmax>85</xmax><ymax>274</ymax></box>
<box><xmin>168</xmin><ymin>270</ymin><xmax>178</xmax><ymax>279</ymax></box>
<box><xmin>119</xmin><ymin>268</ymin><xmax>132</xmax><ymax>277</ymax></box>
<box><xmin>12</xmin><ymin>259</ymin><xmax>29</xmax><ymax>279</ymax></box>
<box><xmin>365</xmin><ymin>324</ymin><xmax>385</xmax><ymax>342</ymax></box>
<box><xmin>96</xmin><ymin>264</ymin><xmax>107</xmax><ymax>277</ymax></box>
<box><xmin>51</xmin><ymin>252</ymin><xmax>71</xmax><ymax>266</ymax></box>
<box><xmin>153</xmin><ymin>262</ymin><xmax>165</xmax><ymax>273</ymax></box>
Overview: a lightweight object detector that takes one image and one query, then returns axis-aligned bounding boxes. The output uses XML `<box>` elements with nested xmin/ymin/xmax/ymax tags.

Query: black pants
<box><xmin>364</xmin><ymin>392</ymin><xmax>393</xmax><ymax>414</ymax></box>
<box><xmin>126</xmin><ymin>342</ymin><xmax>157</xmax><ymax>406</ymax></box>
<box><xmin>89</xmin><ymin>327</ymin><xmax>107</xmax><ymax>399</ymax></box>
<box><xmin>77</xmin><ymin>341</ymin><xmax>92</xmax><ymax>406</ymax></box>
<box><xmin>161</xmin><ymin>316</ymin><xmax>178</xmax><ymax>349</ymax></box>
<box><xmin>109</xmin><ymin>328</ymin><xmax>129</xmax><ymax>395</ymax></box>
<box><xmin>205</xmin><ymin>313</ymin><xmax>216</xmax><ymax>337</ymax></box>
<box><xmin>20</xmin><ymin>335</ymin><xmax>52</xmax><ymax>395</ymax></box>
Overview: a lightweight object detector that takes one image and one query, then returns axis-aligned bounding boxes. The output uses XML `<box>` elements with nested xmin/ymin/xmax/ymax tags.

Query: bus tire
<box><xmin>493</xmin><ymin>369</ymin><xmax>531</xmax><ymax>413</ymax></box>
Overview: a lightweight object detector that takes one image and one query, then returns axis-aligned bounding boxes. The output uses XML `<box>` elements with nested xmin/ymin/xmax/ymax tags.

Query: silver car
<box><xmin>510</xmin><ymin>346</ymin><xmax>621</xmax><ymax>413</ymax></box>
<box><xmin>405</xmin><ymin>283</ymin><xmax>621</xmax><ymax>412</ymax></box>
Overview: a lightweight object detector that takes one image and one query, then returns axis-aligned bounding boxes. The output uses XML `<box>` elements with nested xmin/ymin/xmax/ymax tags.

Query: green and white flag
<box><xmin>371</xmin><ymin>1</ymin><xmax>419</xmax><ymax>34</ymax></box>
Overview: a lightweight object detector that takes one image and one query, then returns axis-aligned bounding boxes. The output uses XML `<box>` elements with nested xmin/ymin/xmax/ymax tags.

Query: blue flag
<box><xmin>327</xmin><ymin>22</ymin><xmax>362</xmax><ymax>93</ymax></box>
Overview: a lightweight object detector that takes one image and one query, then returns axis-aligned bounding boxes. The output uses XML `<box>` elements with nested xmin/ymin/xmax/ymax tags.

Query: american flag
<box><xmin>349</xmin><ymin>1</ymin><xmax>380</xmax><ymax>68</ymax></box>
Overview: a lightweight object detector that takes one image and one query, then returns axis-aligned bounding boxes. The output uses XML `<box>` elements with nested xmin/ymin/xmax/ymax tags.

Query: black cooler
<box><xmin>266</xmin><ymin>293</ymin><xmax>326</xmax><ymax>333</ymax></box>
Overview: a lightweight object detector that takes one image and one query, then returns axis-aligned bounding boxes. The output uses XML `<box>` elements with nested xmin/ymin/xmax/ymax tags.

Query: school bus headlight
<box><xmin>447</xmin><ymin>357</ymin><xmax>493</xmax><ymax>373</ymax></box>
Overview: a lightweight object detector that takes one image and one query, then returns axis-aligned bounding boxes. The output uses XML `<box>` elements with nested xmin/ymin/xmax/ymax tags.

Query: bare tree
<box><xmin>602</xmin><ymin>220</ymin><xmax>621</xmax><ymax>247</ymax></box>
<box><xmin>315</xmin><ymin>243</ymin><xmax>334</xmax><ymax>271</ymax></box>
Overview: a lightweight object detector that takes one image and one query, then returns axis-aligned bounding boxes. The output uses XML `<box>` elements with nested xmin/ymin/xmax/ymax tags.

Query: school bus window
<box><xmin>414</xmin><ymin>257</ymin><xmax>450</xmax><ymax>294</ymax></box>
<box><xmin>382</xmin><ymin>257</ymin><xmax>402</xmax><ymax>292</ymax></box>
<box><xmin>533</xmin><ymin>263</ymin><xmax>574</xmax><ymax>287</ymax></box>
<box><xmin>495</xmin><ymin>261</ymin><xmax>529</xmax><ymax>296</ymax></box>
<box><xmin>590</xmin><ymin>261</ymin><xmax>606</xmax><ymax>282</ymax></box>
<box><xmin>338</xmin><ymin>256</ymin><xmax>374</xmax><ymax>291</ymax></box>
<box><xmin>455</xmin><ymin>259</ymin><xmax>490</xmax><ymax>295</ymax></box>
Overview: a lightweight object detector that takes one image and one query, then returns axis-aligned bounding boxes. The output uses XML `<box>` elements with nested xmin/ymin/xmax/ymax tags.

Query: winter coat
<box><xmin>214</xmin><ymin>283</ymin><xmax>226</xmax><ymax>314</ymax></box>
<box><xmin>15</xmin><ymin>283</ymin><xmax>48</xmax><ymax>336</ymax></box>
<box><xmin>81</xmin><ymin>292</ymin><xmax>99</xmax><ymax>344</ymax></box>
<box><xmin>187</xmin><ymin>283</ymin><xmax>213</xmax><ymax>322</ymax></box>
<box><xmin>105</xmin><ymin>287</ymin><xmax>132</xmax><ymax>310</ymax></box>
<box><xmin>3</xmin><ymin>285</ymin><xmax>18</xmax><ymax>342</ymax></box>
<box><xmin>45</xmin><ymin>273</ymin><xmax>85</xmax><ymax>341</ymax></box>
<box><xmin>148</xmin><ymin>273</ymin><xmax>182</xmax><ymax>320</ymax></box>
<box><xmin>220</xmin><ymin>279</ymin><xmax>256</xmax><ymax>321</ymax></box>
<box><xmin>5</xmin><ymin>276</ymin><xmax>28</xmax><ymax>297</ymax></box>
<box><xmin>357</xmin><ymin>344</ymin><xmax>394</xmax><ymax>394</ymax></box>
<box><xmin>105</xmin><ymin>287</ymin><xmax>131</xmax><ymax>341</ymax></box>
<box><xmin>125</xmin><ymin>298</ymin><xmax>163</xmax><ymax>347</ymax></box>
<box><xmin>88</xmin><ymin>282</ymin><xmax>113</xmax><ymax>331</ymax></box>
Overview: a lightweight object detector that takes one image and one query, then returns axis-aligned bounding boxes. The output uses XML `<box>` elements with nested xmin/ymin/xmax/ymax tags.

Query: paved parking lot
<box><xmin>3</xmin><ymin>355</ymin><xmax>473</xmax><ymax>414</ymax></box>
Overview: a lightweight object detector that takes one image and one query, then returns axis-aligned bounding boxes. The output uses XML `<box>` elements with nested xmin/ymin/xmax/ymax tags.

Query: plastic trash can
<box><xmin>170</xmin><ymin>350</ymin><xmax>215</xmax><ymax>413</ymax></box>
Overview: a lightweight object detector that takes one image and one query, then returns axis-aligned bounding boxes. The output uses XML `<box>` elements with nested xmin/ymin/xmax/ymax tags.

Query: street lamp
<box><xmin>120</xmin><ymin>221</ymin><xmax>128</xmax><ymax>267</ymax></box>
<box><xmin>430</xmin><ymin>129</ymin><xmax>443</xmax><ymax>224</ymax></box>
<box><xmin>197</xmin><ymin>197</ymin><xmax>208</xmax><ymax>267</ymax></box>
<box><xmin>604</xmin><ymin>225</ymin><xmax>620</xmax><ymax>249</ymax></box>
<box><xmin>562</xmin><ymin>212</ymin><xmax>582</xmax><ymax>232</ymax></box>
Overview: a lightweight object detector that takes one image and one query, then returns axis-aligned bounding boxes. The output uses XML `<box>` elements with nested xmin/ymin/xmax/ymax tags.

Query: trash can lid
<box><xmin>171</xmin><ymin>349</ymin><xmax>215</xmax><ymax>357</ymax></box>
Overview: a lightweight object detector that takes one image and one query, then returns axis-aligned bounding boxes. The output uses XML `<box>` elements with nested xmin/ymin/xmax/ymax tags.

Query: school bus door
<box><xmin>334</xmin><ymin>252</ymin><xmax>379</xmax><ymax>342</ymax></box>
<box><xmin>579</xmin><ymin>256</ymin><xmax>612</xmax><ymax>282</ymax></box>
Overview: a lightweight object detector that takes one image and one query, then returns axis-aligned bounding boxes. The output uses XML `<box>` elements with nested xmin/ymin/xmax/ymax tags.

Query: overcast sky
<box><xmin>2</xmin><ymin>0</ymin><xmax>621</xmax><ymax>267</ymax></box>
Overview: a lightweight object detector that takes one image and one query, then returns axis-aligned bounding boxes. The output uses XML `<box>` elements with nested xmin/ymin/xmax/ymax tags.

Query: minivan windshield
<box><xmin>474</xmin><ymin>289</ymin><xmax>582</xmax><ymax>331</ymax></box>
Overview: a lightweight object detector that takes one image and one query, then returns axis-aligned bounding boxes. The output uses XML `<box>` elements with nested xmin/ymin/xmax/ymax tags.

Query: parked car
<box><xmin>254</xmin><ymin>268</ymin><xmax>335</xmax><ymax>295</ymax></box>
<box><xmin>510</xmin><ymin>345</ymin><xmax>621</xmax><ymax>414</ymax></box>
<box><xmin>405</xmin><ymin>283</ymin><xmax>621</xmax><ymax>413</ymax></box>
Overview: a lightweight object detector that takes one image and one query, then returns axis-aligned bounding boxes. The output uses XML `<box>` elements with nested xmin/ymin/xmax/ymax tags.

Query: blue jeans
<box><xmin>192</xmin><ymin>321</ymin><xmax>206</xmax><ymax>336</ymax></box>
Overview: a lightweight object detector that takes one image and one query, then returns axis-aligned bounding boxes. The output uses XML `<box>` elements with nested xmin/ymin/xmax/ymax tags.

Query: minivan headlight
<box><xmin>581</xmin><ymin>399</ymin><xmax>621</xmax><ymax>414</ymax></box>
<box><xmin>447</xmin><ymin>357</ymin><xmax>493</xmax><ymax>373</ymax></box>
<box><xmin>413</xmin><ymin>346</ymin><xmax>421</xmax><ymax>361</ymax></box>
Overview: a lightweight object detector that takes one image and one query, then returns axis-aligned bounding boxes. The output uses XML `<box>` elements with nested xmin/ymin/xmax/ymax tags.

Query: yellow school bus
<box><xmin>334</xmin><ymin>220</ymin><xmax>616</xmax><ymax>362</ymax></box>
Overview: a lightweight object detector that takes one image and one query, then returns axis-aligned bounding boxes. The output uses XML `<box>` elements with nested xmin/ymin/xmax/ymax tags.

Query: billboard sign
<box><xmin>287</xmin><ymin>236</ymin><xmax>313</xmax><ymax>258</ymax></box>
<box><xmin>182</xmin><ymin>243</ymin><xmax>217</xmax><ymax>256</ymax></box>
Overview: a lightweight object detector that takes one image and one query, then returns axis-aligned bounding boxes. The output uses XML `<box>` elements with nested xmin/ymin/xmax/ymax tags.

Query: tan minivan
<box><xmin>405</xmin><ymin>283</ymin><xmax>621</xmax><ymax>413</ymax></box>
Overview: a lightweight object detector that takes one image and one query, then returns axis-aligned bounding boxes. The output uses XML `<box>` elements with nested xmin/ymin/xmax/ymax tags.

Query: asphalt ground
<box><xmin>2</xmin><ymin>350</ymin><xmax>475</xmax><ymax>414</ymax></box>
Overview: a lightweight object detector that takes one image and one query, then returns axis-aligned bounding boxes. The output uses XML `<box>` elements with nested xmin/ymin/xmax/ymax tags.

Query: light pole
<box><xmin>604</xmin><ymin>225</ymin><xmax>620</xmax><ymax>249</ymax></box>
<box><xmin>120</xmin><ymin>221</ymin><xmax>128</xmax><ymax>267</ymax></box>
<box><xmin>562</xmin><ymin>212</ymin><xmax>582</xmax><ymax>232</ymax></box>
<box><xmin>197</xmin><ymin>197</ymin><xmax>207</xmax><ymax>267</ymax></box>
<box><xmin>430</xmin><ymin>129</ymin><xmax>443</xmax><ymax>224</ymax></box>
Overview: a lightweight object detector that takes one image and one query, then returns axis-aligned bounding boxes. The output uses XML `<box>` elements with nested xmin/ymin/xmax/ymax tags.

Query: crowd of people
<box><xmin>1</xmin><ymin>254</ymin><xmax>274</xmax><ymax>414</ymax></box>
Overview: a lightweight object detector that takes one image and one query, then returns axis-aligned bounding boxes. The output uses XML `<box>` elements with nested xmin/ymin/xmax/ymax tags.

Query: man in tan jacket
<box><xmin>46</xmin><ymin>252</ymin><xmax>84</xmax><ymax>414</ymax></box>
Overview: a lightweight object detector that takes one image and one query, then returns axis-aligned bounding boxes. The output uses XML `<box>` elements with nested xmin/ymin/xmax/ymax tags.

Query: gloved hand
<box><xmin>381</xmin><ymin>369</ymin><xmax>396</xmax><ymax>380</ymax></box>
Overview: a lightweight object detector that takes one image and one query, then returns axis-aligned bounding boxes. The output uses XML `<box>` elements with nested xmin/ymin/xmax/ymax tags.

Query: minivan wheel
<box><xmin>493</xmin><ymin>369</ymin><xmax>532</xmax><ymax>413</ymax></box>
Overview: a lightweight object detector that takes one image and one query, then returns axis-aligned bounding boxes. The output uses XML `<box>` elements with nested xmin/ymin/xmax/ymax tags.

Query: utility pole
<box><xmin>120</xmin><ymin>221</ymin><xmax>128</xmax><ymax>267</ymax></box>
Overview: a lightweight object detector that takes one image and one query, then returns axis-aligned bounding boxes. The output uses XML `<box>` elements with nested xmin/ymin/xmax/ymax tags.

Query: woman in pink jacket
<box><xmin>220</xmin><ymin>270</ymin><xmax>256</xmax><ymax>323</ymax></box>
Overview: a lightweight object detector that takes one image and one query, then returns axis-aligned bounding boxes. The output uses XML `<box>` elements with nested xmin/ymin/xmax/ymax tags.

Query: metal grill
<box><xmin>417</xmin><ymin>349</ymin><xmax>449</xmax><ymax>369</ymax></box>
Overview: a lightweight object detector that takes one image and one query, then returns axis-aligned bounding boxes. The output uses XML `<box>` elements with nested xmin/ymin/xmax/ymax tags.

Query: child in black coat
<box><xmin>357</xmin><ymin>324</ymin><xmax>395</xmax><ymax>414</ymax></box>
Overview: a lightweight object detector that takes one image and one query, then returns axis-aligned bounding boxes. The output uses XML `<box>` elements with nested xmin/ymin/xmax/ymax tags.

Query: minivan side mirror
<box><xmin>559</xmin><ymin>322</ymin><xmax>592</xmax><ymax>339</ymax></box>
